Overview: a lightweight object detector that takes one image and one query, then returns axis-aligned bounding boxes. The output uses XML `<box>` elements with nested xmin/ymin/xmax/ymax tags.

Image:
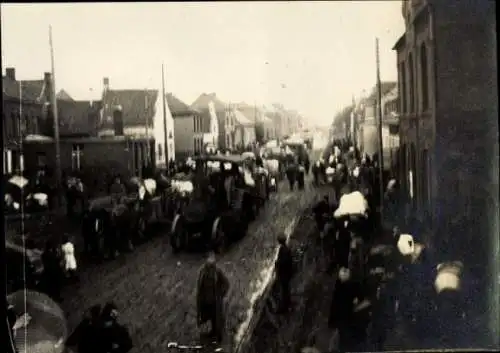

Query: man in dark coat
<box><xmin>275</xmin><ymin>233</ymin><xmax>294</xmax><ymax>313</ymax></box>
<box><xmin>196</xmin><ymin>252</ymin><xmax>230</xmax><ymax>343</ymax></box>
<box><xmin>328</xmin><ymin>267</ymin><xmax>365</xmax><ymax>352</ymax></box>
<box><xmin>98</xmin><ymin>302</ymin><xmax>133</xmax><ymax>353</ymax></box>
<box><xmin>66</xmin><ymin>305</ymin><xmax>102</xmax><ymax>353</ymax></box>
<box><xmin>41</xmin><ymin>240</ymin><xmax>63</xmax><ymax>302</ymax></box>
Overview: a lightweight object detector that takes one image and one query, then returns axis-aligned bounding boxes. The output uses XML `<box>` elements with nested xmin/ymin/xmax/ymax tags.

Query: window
<box><xmin>408</xmin><ymin>54</ymin><xmax>415</xmax><ymax>113</ymax></box>
<box><xmin>36</xmin><ymin>152</ymin><xmax>47</xmax><ymax>167</ymax></box>
<box><xmin>20</xmin><ymin>115</ymin><xmax>28</xmax><ymax>135</ymax></box>
<box><xmin>421</xmin><ymin>149</ymin><xmax>431</xmax><ymax>210</ymax></box>
<box><xmin>3</xmin><ymin>149</ymin><xmax>12</xmax><ymax>174</ymax></box>
<box><xmin>72</xmin><ymin>144</ymin><xmax>84</xmax><ymax>171</ymax></box>
<box><xmin>420</xmin><ymin>44</ymin><xmax>429</xmax><ymax>111</ymax></box>
<box><xmin>193</xmin><ymin>116</ymin><xmax>197</xmax><ymax>132</ymax></box>
<box><xmin>11</xmin><ymin>113</ymin><xmax>18</xmax><ymax>137</ymax></box>
<box><xmin>158</xmin><ymin>143</ymin><xmax>163</xmax><ymax>160</ymax></box>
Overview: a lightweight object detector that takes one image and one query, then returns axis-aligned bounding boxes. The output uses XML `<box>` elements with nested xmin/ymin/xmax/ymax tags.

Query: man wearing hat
<box><xmin>196</xmin><ymin>251</ymin><xmax>230</xmax><ymax>343</ymax></box>
<box><xmin>275</xmin><ymin>233</ymin><xmax>294</xmax><ymax>313</ymax></box>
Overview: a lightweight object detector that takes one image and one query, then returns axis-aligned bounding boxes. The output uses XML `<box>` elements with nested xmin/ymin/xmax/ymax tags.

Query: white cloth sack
<box><xmin>325</xmin><ymin>167</ymin><xmax>335</xmax><ymax>175</ymax></box>
<box><xmin>172</xmin><ymin>180</ymin><xmax>194</xmax><ymax>194</ymax></box>
<box><xmin>434</xmin><ymin>261</ymin><xmax>463</xmax><ymax>294</ymax></box>
<box><xmin>144</xmin><ymin>179</ymin><xmax>157</xmax><ymax>196</ymax></box>
<box><xmin>396</xmin><ymin>233</ymin><xmax>415</xmax><ymax>256</ymax></box>
<box><xmin>265</xmin><ymin>159</ymin><xmax>279</xmax><ymax>174</ymax></box>
<box><xmin>243</xmin><ymin>169</ymin><xmax>256</xmax><ymax>187</ymax></box>
<box><xmin>61</xmin><ymin>242</ymin><xmax>77</xmax><ymax>271</ymax></box>
<box><xmin>333</xmin><ymin>191</ymin><xmax>368</xmax><ymax>218</ymax></box>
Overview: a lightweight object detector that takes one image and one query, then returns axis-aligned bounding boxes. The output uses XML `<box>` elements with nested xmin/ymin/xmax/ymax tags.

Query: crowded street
<box><xmin>54</xmin><ymin>148</ymin><xmax>327</xmax><ymax>353</ymax></box>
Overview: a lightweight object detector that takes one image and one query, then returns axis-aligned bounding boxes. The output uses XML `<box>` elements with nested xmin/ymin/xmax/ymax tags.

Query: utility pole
<box><xmin>161</xmin><ymin>63</ymin><xmax>169</xmax><ymax>166</ymax></box>
<box><xmin>144</xmin><ymin>88</ymin><xmax>151</xmax><ymax>167</ymax></box>
<box><xmin>376</xmin><ymin>37</ymin><xmax>385</xmax><ymax>221</ymax></box>
<box><xmin>49</xmin><ymin>25</ymin><xmax>63</xmax><ymax>206</ymax></box>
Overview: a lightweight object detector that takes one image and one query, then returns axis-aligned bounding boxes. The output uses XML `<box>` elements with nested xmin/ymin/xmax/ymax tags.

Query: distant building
<box><xmin>98</xmin><ymin>77</ymin><xmax>176</xmax><ymax>167</ymax></box>
<box><xmin>394</xmin><ymin>0</ymin><xmax>497</xmax><ymax>285</ymax></box>
<box><xmin>170</xmin><ymin>93</ymin><xmax>204</xmax><ymax>159</ymax></box>
<box><xmin>355</xmin><ymin>82</ymin><xmax>398</xmax><ymax>161</ymax></box>
<box><xmin>190</xmin><ymin>93</ymin><xmax>228</xmax><ymax>150</ymax></box>
<box><xmin>2</xmin><ymin>68</ymin><xmax>56</xmax><ymax>174</ymax></box>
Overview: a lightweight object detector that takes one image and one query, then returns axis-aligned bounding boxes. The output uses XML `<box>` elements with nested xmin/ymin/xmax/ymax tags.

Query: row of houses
<box><xmin>2</xmin><ymin>68</ymin><xmax>305</xmax><ymax>177</ymax></box>
<box><xmin>333</xmin><ymin>1</ymin><xmax>497</xmax><ymax>303</ymax></box>
<box><xmin>331</xmin><ymin>80</ymin><xmax>400</xmax><ymax>170</ymax></box>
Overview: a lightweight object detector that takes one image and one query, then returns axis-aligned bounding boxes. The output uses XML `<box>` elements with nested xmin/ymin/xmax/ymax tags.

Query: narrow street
<box><xmin>59</xmin><ymin>149</ymin><xmax>326</xmax><ymax>353</ymax></box>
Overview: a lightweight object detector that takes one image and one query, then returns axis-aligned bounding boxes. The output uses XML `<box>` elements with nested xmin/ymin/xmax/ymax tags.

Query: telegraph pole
<box><xmin>376</xmin><ymin>38</ymin><xmax>385</xmax><ymax>221</ymax></box>
<box><xmin>49</xmin><ymin>25</ymin><xmax>63</xmax><ymax>205</ymax></box>
<box><xmin>161</xmin><ymin>63</ymin><xmax>169</xmax><ymax>166</ymax></box>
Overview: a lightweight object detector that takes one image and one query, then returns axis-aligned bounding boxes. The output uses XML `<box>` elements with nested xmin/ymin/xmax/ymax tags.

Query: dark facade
<box><xmin>395</xmin><ymin>0</ymin><xmax>498</xmax><ymax>344</ymax></box>
<box><xmin>2</xmin><ymin>68</ymin><xmax>53</xmax><ymax>174</ymax></box>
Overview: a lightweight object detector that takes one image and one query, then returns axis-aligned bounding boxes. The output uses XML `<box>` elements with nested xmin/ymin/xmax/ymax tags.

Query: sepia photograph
<box><xmin>2</xmin><ymin>1</ymin><xmax>498</xmax><ymax>353</ymax></box>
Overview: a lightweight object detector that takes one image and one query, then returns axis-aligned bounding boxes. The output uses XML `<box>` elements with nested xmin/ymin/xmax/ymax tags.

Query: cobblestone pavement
<box><xmin>59</xmin><ymin>149</ymin><xmax>327</xmax><ymax>353</ymax></box>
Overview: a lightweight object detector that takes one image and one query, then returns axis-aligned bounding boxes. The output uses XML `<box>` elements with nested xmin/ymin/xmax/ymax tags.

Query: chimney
<box><xmin>5</xmin><ymin>68</ymin><xmax>15</xmax><ymax>80</ymax></box>
<box><xmin>103</xmin><ymin>77</ymin><xmax>109</xmax><ymax>91</ymax></box>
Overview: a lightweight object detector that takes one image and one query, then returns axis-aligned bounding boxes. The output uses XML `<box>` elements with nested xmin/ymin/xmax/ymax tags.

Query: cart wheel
<box><xmin>211</xmin><ymin>216</ymin><xmax>226</xmax><ymax>254</ymax></box>
<box><xmin>170</xmin><ymin>214</ymin><xmax>185</xmax><ymax>253</ymax></box>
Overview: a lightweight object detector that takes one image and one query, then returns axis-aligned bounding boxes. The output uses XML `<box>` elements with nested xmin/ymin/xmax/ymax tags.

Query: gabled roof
<box><xmin>56</xmin><ymin>89</ymin><xmax>74</xmax><ymax>101</ymax></box>
<box><xmin>2</xmin><ymin>77</ymin><xmax>47</xmax><ymax>103</ymax></box>
<box><xmin>233</xmin><ymin>109</ymin><xmax>254</xmax><ymax>126</ymax></box>
<box><xmin>393</xmin><ymin>33</ymin><xmax>406</xmax><ymax>51</ymax></box>
<box><xmin>100</xmin><ymin>89</ymin><xmax>158</xmax><ymax>128</ymax></box>
<box><xmin>235</xmin><ymin>104</ymin><xmax>259</xmax><ymax>123</ymax></box>
<box><xmin>190</xmin><ymin>93</ymin><xmax>226</xmax><ymax>112</ymax></box>
<box><xmin>59</xmin><ymin>100</ymin><xmax>102</xmax><ymax>136</ymax></box>
<box><xmin>166</xmin><ymin>93</ymin><xmax>197</xmax><ymax>117</ymax></box>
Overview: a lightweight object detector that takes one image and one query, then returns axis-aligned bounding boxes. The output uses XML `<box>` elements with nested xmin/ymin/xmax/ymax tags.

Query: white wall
<box><xmin>152</xmin><ymin>92</ymin><xmax>175</xmax><ymax>163</ymax></box>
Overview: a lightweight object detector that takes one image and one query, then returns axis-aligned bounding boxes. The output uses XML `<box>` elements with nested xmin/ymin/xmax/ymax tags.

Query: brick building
<box><xmin>2</xmin><ymin>68</ymin><xmax>54</xmax><ymax>175</ymax></box>
<box><xmin>394</xmin><ymin>0</ymin><xmax>498</xmax><ymax>341</ymax></box>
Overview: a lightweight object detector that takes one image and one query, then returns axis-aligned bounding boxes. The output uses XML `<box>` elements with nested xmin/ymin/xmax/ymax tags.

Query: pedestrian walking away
<box><xmin>275</xmin><ymin>233</ymin><xmax>294</xmax><ymax>314</ymax></box>
<box><xmin>98</xmin><ymin>302</ymin><xmax>133</xmax><ymax>353</ymax></box>
<box><xmin>196</xmin><ymin>251</ymin><xmax>230</xmax><ymax>343</ymax></box>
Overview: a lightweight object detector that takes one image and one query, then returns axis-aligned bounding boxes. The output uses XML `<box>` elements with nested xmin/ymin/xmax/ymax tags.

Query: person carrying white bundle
<box><xmin>334</xmin><ymin>191</ymin><xmax>369</xmax><ymax>219</ymax></box>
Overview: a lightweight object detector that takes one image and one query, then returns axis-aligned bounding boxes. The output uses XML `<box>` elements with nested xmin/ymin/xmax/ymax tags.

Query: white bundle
<box><xmin>434</xmin><ymin>261</ymin><xmax>463</xmax><ymax>294</ymax></box>
<box><xmin>298</xmin><ymin>165</ymin><xmax>305</xmax><ymax>172</ymax></box>
<box><xmin>333</xmin><ymin>191</ymin><xmax>368</xmax><ymax>218</ymax></box>
<box><xmin>396</xmin><ymin>233</ymin><xmax>415</xmax><ymax>256</ymax></box>
<box><xmin>265</xmin><ymin>159</ymin><xmax>279</xmax><ymax>174</ymax></box>
<box><xmin>207</xmin><ymin>161</ymin><xmax>221</xmax><ymax>171</ymax></box>
<box><xmin>224</xmin><ymin>162</ymin><xmax>232</xmax><ymax>170</ymax></box>
<box><xmin>325</xmin><ymin>167</ymin><xmax>335</xmax><ymax>175</ymax></box>
<box><xmin>171</xmin><ymin>180</ymin><xmax>194</xmax><ymax>194</ymax></box>
<box><xmin>144</xmin><ymin>178</ymin><xmax>157</xmax><ymax>196</ymax></box>
<box><xmin>328</xmin><ymin>155</ymin><xmax>335</xmax><ymax>164</ymax></box>
<box><xmin>243</xmin><ymin>169</ymin><xmax>256</xmax><ymax>187</ymax></box>
<box><xmin>315</xmin><ymin>161</ymin><xmax>321</xmax><ymax>167</ymax></box>
<box><xmin>33</xmin><ymin>193</ymin><xmax>49</xmax><ymax>207</ymax></box>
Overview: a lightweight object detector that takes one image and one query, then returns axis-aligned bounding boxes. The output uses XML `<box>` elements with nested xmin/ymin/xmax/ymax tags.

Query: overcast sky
<box><xmin>1</xmin><ymin>2</ymin><xmax>404</xmax><ymax>126</ymax></box>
